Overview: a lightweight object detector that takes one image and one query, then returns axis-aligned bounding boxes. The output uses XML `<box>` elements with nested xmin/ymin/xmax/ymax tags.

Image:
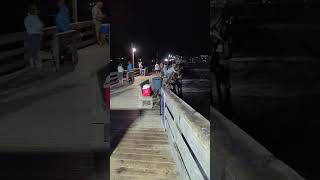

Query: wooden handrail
<box><xmin>162</xmin><ymin>86</ymin><xmax>210</xmax><ymax>180</ymax></box>
<box><xmin>0</xmin><ymin>20</ymin><xmax>106</xmax><ymax>79</ymax></box>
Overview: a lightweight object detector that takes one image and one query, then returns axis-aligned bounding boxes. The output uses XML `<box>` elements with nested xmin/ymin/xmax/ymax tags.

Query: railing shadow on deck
<box><xmin>110</xmin><ymin>110</ymin><xmax>150</xmax><ymax>152</ymax></box>
<box><xmin>110</xmin><ymin>110</ymin><xmax>136</xmax><ymax>150</ymax></box>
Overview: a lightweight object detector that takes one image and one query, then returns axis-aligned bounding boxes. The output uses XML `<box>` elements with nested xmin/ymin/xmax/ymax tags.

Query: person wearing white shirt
<box><xmin>165</xmin><ymin>63</ymin><xmax>176</xmax><ymax>78</ymax></box>
<box><xmin>117</xmin><ymin>63</ymin><xmax>124</xmax><ymax>85</ymax></box>
<box><xmin>138</xmin><ymin>61</ymin><xmax>143</xmax><ymax>75</ymax></box>
<box><xmin>92</xmin><ymin>1</ymin><xmax>106</xmax><ymax>45</ymax></box>
<box><xmin>155</xmin><ymin>63</ymin><xmax>160</xmax><ymax>74</ymax></box>
<box><xmin>24</xmin><ymin>5</ymin><xmax>43</xmax><ymax>68</ymax></box>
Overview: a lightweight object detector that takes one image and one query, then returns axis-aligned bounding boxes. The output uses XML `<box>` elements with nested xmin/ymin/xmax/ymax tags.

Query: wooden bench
<box><xmin>138</xmin><ymin>80</ymin><xmax>153</xmax><ymax>109</ymax></box>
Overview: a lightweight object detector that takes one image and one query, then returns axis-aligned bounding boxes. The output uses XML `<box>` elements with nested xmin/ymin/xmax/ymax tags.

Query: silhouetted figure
<box><xmin>92</xmin><ymin>1</ymin><xmax>106</xmax><ymax>45</ymax></box>
<box><xmin>155</xmin><ymin>62</ymin><xmax>160</xmax><ymax>73</ymax></box>
<box><xmin>56</xmin><ymin>0</ymin><xmax>70</xmax><ymax>32</ymax></box>
<box><xmin>117</xmin><ymin>63</ymin><xmax>124</xmax><ymax>85</ymax></box>
<box><xmin>24</xmin><ymin>5</ymin><xmax>43</xmax><ymax>69</ymax></box>
<box><xmin>127</xmin><ymin>61</ymin><xmax>134</xmax><ymax>83</ymax></box>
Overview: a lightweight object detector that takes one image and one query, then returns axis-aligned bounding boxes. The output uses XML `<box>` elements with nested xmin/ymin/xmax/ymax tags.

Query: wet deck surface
<box><xmin>110</xmin><ymin>76</ymin><xmax>179</xmax><ymax>180</ymax></box>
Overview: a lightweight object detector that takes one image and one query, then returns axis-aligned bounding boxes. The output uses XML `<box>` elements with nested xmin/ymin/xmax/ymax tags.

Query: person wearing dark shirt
<box><xmin>55</xmin><ymin>0</ymin><xmax>70</xmax><ymax>32</ymax></box>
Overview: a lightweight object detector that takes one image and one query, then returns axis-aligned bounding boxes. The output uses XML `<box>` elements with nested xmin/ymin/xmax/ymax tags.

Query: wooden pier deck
<box><xmin>110</xmin><ymin>76</ymin><xmax>179</xmax><ymax>180</ymax></box>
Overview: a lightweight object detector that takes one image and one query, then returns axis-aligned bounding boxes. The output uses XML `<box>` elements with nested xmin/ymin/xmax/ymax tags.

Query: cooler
<box><xmin>142</xmin><ymin>84</ymin><xmax>151</xmax><ymax>96</ymax></box>
<box><xmin>100</xmin><ymin>24</ymin><xmax>110</xmax><ymax>34</ymax></box>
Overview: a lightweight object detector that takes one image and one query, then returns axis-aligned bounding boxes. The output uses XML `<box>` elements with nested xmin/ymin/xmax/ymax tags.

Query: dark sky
<box><xmin>110</xmin><ymin>0</ymin><xmax>209</xmax><ymax>59</ymax></box>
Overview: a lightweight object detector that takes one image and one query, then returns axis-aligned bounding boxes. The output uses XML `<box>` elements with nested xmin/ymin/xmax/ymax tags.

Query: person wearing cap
<box><xmin>92</xmin><ymin>0</ymin><xmax>106</xmax><ymax>45</ymax></box>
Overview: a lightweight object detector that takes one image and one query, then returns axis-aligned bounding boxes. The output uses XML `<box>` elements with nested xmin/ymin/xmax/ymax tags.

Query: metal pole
<box><xmin>132</xmin><ymin>51</ymin><xmax>135</xmax><ymax>69</ymax></box>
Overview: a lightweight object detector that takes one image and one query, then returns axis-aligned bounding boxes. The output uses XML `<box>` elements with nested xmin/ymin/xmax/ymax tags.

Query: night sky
<box><xmin>110</xmin><ymin>0</ymin><xmax>209</xmax><ymax>59</ymax></box>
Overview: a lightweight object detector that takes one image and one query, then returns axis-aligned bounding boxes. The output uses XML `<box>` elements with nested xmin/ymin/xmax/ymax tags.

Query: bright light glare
<box><xmin>132</xmin><ymin>48</ymin><xmax>137</xmax><ymax>52</ymax></box>
<box><xmin>164</xmin><ymin>58</ymin><xmax>169</xmax><ymax>62</ymax></box>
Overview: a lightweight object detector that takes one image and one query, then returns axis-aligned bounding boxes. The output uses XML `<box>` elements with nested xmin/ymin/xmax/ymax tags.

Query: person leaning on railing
<box><xmin>24</xmin><ymin>5</ymin><xmax>43</xmax><ymax>69</ymax></box>
<box><xmin>92</xmin><ymin>0</ymin><xmax>107</xmax><ymax>45</ymax></box>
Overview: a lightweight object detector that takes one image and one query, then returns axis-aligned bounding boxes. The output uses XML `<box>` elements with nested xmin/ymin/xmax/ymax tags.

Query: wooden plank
<box><xmin>0</xmin><ymin>60</ymin><xmax>26</xmax><ymax>74</ymax></box>
<box><xmin>111</xmin><ymin>175</ymin><xmax>176</xmax><ymax>180</ymax></box>
<box><xmin>165</xmin><ymin>116</ymin><xmax>191</xmax><ymax>180</ymax></box>
<box><xmin>111</xmin><ymin>167</ymin><xmax>178</xmax><ymax>179</ymax></box>
<box><xmin>0</xmin><ymin>48</ymin><xmax>25</xmax><ymax>60</ymax></box>
<box><xmin>178</xmin><ymin>113</ymin><xmax>210</xmax><ymax>178</ymax></box>
<box><xmin>77</xmin><ymin>39</ymin><xmax>96</xmax><ymax>48</ymax></box>
<box><xmin>112</xmin><ymin>153</ymin><xmax>175</xmax><ymax>164</ymax></box>
<box><xmin>71</xmin><ymin>21</ymin><xmax>93</xmax><ymax>29</ymax></box>
<box><xmin>0</xmin><ymin>67</ymin><xmax>29</xmax><ymax>83</ymax></box>
<box><xmin>113</xmin><ymin>148</ymin><xmax>171</xmax><ymax>156</ymax></box>
<box><xmin>0</xmin><ymin>32</ymin><xmax>25</xmax><ymax>45</ymax></box>
<box><xmin>116</xmin><ymin>139</ymin><xmax>168</xmax><ymax>146</ymax></box>
<box><xmin>116</xmin><ymin>143</ymin><xmax>171</xmax><ymax>151</ymax></box>
<box><xmin>163</xmin><ymin>86</ymin><xmax>210</xmax><ymax>178</ymax></box>
<box><xmin>81</xmin><ymin>31</ymin><xmax>94</xmax><ymax>37</ymax></box>
<box><xmin>111</xmin><ymin>159</ymin><xmax>177</xmax><ymax>172</ymax></box>
<box><xmin>165</xmin><ymin>110</ymin><xmax>205</xmax><ymax>180</ymax></box>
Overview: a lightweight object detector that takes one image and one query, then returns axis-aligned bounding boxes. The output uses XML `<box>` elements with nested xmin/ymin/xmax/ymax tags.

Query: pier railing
<box><xmin>211</xmin><ymin>106</ymin><xmax>304</xmax><ymax>180</ymax></box>
<box><xmin>109</xmin><ymin>67</ymin><xmax>149</xmax><ymax>87</ymax></box>
<box><xmin>0</xmin><ymin>21</ymin><xmax>109</xmax><ymax>80</ymax></box>
<box><xmin>161</xmin><ymin>86</ymin><xmax>210</xmax><ymax>180</ymax></box>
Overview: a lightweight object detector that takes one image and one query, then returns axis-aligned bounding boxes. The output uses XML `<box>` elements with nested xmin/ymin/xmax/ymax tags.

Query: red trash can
<box><xmin>142</xmin><ymin>84</ymin><xmax>151</xmax><ymax>96</ymax></box>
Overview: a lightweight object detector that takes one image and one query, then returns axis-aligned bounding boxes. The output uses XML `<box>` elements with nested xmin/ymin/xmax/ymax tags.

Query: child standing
<box><xmin>24</xmin><ymin>5</ymin><xmax>43</xmax><ymax>68</ymax></box>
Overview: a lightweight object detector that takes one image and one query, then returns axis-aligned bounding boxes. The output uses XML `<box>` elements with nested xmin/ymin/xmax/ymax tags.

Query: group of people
<box><xmin>24</xmin><ymin>0</ymin><xmax>106</xmax><ymax>69</ymax></box>
<box><xmin>154</xmin><ymin>62</ymin><xmax>170</xmax><ymax>77</ymax></box>
<box><xmin>117</xmin><ymin>61</ymin><xmax>134</xmax><ymax>85</ymax></box>
<box><xmin>115</xmin><ymin>60</ymin><xmax>178</xmax><ymax>86</ymax></box>
<box><xmin>117</xmin><ymin>60</ymin><xmax>147</xmax><ymax>85</ymax></box>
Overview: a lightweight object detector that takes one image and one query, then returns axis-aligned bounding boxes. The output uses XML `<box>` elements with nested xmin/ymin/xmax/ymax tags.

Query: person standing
<box><xmin>138</xmin><ymin>61</ymin><xmax>143</xmax><ymax>75</ymax></box>
<box><xmin>92</xmin><ymin>1</ymin><xmax>106</xmax><ymax>45</ymax></box>
<box><xmin>127</xmin><ymin>61</ymin><xmax>134</xmax><ymax>83</ymax></box>
<box><xmin>56</xmin><ymin>0</ymin><xmax>70</xmax><ymax>32</ymax></box>
<box><xmin>117</xmin><ymin>63</ymin><xmax>124</xmax><ymax>85</ymax></box>
<box><xmin>155</xmin><ymin>62</ymin><xmax>160</xmax><ymax>74</ymax></box>
<box><xmin>24</xmin><ymin>5</ymin><xmax>43</xmax><ymax>69</ymax></box>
